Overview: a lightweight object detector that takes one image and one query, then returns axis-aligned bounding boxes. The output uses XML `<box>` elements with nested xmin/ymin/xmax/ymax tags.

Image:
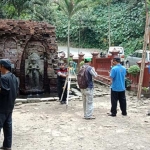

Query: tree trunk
<box><xmin>108</xmin><ymin>2</ymin><xmax>111</xmax><ymax>47</ymax></box>
<box><xmin>18</xmin><ymin>10</ymin><xmax>20</xmax><ymax>19</ymax></box>
<box><xmin>67</xmin><ymin>19</ymin><xmax>70</xmax><ymax>66</ymax></box>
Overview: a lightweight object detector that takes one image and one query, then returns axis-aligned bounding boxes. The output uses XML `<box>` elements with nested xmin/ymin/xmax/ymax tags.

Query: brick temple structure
<box><xmin>0</xmin><ymin>19</ymin><xmax>58</xmax><ymax>94</ymax></box>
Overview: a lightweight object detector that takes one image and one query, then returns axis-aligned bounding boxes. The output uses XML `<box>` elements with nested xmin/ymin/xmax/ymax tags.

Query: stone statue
<box><xmin>26</xmin><ymin>53</ymin><xmax>41</xmax><ymax>89</ymax></box>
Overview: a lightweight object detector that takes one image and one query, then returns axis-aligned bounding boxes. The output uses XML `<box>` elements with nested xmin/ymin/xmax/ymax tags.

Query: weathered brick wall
<box><xmin>0</xmin><ymin>19</ymin><xmax>58</xmax><ymax>94</ymax></box>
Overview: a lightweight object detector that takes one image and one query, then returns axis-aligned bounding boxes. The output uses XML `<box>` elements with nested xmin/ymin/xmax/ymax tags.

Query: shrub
<box><xmin>127</xmin><ymin>65</ymin><xmax>140</xmax><ymax>77</ymax></box>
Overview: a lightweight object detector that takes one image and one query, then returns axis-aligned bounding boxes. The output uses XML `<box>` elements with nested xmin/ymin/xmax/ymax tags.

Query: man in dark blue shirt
<box><xmin>109</xmin><ymin>57</ymin><xmax>127</xmax><ymax>117</ymax></box>
<box><xmin>0</xmin><ymin>59</ymin><xmax>18</xmax><ymax>150</ymax></box>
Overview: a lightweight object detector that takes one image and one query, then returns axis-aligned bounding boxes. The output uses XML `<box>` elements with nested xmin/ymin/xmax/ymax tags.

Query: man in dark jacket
<box><xmin>57</xmin><ymin>63</ymin><xmax>68</xmax><ymax>104</ymax></box>
<box><xmin>0</xmin><ymin>59</ymin><xmax>18</xmax><ymax>150</ymax></box>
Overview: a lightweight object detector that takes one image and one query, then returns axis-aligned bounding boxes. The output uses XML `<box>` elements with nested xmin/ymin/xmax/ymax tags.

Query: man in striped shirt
<box><xmin>81</xmin><ymin>58</ymin><xmax>98</xmax><ymax>120</ymax></box>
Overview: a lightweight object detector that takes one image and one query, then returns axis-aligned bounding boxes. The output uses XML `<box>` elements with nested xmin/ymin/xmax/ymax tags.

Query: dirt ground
<box><xmin>0</xmin><ymin>85</ymin><xmax>150</xmax><ymax>150</ymax></box>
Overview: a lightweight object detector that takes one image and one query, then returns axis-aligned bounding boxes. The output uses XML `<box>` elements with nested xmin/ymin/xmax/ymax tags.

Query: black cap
<box><xmin>113</xmin><ymin>57</ymin><xmax>120</xmax><ymax>63</ymax></box>
<box><xmin>0</xmin><ymin>59</ymin><xmax>11</xmax><ymax>68</ymax></box>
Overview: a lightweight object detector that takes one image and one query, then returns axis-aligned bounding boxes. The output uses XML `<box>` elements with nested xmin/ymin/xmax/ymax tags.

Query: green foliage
<box><xmin>0</xmin><ymin>0</ymin><xmax>147</xmax><ymax>56</ymax></box>
<box><xmin>54</xmin><ymin>0</ymin><xmax>89</xmax><ymax>64</ymax></box>
<box><xmin>125</xmin><ymin>77</ymin><xmax>132</xmax><ymax>88</ymax></box>
<box><xmin>55</xmin><ymin>0</ymin><xmax>145</xmax><ymax>53</ymax></box>
<box><xmin>128</xmin><ymin>65</ymin><xmax>140</xmax><ymax>76</ymax></box>
<box><xmin>55</xmin><ymin>0</ymin><xmax>88</xmax><ymax>19</ymax></box>
<box><xmin>121</xmin><ymin>38</ymin><xmax>143</xmax><ymax>57</ymax></box>
<box><xmin>30</xmin><ymin>0</ymin><xmax>55</xmax><ymax>23</ymax></box>
<box><xmin>1</xmin><ymin>0</ymin><xmax>45</xmax><ymax>19</ymax></box>
<box><xmin>142</xmin><ymin>86</ymin><xmax>149</xmax><ymax>93</ymax></box>
<box><xmin>0</xmin><ymin>2</ymin><xmax>5</xmax><ymax>18</ymax></box>
<box><xmin>79</xmin><ymin>61</ymin><xmax>84</xmax><ymax>67</ymax></box>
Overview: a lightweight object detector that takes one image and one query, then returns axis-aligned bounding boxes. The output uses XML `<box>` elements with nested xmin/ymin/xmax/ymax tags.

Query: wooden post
<box><xmin>137</xmin><ymin>9</ymin><xmax>149</xmax><ymax>100</ymax></box>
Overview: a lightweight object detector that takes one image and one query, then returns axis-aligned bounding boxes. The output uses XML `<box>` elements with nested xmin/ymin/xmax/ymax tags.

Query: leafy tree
<box><xmin>99</xmin><ymin>0</ymin><xmax>112</xmax><ymax>47</ymax></box>
<box><xmin>54</xmin><ymin>0</ymin><xmax>88</xmax><ymax>64</ymax></box>
<box><xmin>3</xmin><ymin>0</ymin><xmax>42</xmax><ymax>19</ymax></box>
<box><xmin>29</xmin><ymin>0</ymin><xmax>54</xmax><ymax>23</ymax></box>
<box><xmin>0</xmin><ymin>0</ymin><xmax>148</xmax><ymax>56</ymax></box>
<box><xmin>0</xmin><ymin>2</ymin><xmax>5</xmax><ymax>18</ymax></box>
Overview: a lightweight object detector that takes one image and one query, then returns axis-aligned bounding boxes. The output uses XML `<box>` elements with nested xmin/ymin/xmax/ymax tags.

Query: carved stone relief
<box><xmin>0</xmin><ymin>20</ymin><xmax>58</xmax><ymax>94</ymax></box>
<box><xmin>25</xmin><ymin>53</ymin><xmax>44</xmax><ymax>90</ymax></box>
<box><xmin>24</xmin><ymin>40</ymin><xmax>45</xmax><ymax>93</ymax></box>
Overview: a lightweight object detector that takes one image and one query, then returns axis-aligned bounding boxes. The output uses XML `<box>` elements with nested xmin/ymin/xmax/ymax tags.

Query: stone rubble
<box><xmin>15</xmin><ymin>85</ymin><xmax>111</xmax><ymax>105</ymax></box>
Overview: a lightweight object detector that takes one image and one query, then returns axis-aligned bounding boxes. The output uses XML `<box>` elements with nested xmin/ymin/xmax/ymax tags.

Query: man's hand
<box><xmin>111</xmin><ymin>59</ymin><xmax>115</xmax><ymax>67</ymax></box>
<box><xmin>109</xmin><ymin>81</ymin><xmax>112</xmax><ymax>85</ymax></box>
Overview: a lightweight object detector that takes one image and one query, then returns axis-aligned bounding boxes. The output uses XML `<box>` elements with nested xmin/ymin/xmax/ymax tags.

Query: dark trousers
<box><xmin>111</xmin><ymin>89</ymin><xmax>127</xmax><ymax>115</ymax></box>
<box><xmin>57</xmin><ymin>80</ymin><xmax>67</xmax><ymax>102</ymax></box>
<box><xmin>0</xmin><ymin>112</ymin><xmax>12</xmax><ymax>148</ymax></box>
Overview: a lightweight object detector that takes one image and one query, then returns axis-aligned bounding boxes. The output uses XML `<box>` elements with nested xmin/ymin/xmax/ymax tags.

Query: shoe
<box><xmin>84</xmin><ymin>116</ymin><xmax>96</xmax><ymax>120</ymax></box>
<box><xmin>122</xmin><ymin>113</ymin><xmax>127</xmax><ymax>116</ymax></box>
<box><xmin>0</xmin><ymin>147</ymin><xmax>11</xmax><ymax>150</ymax></box>
<box><xmin>147</xmin><ymin>112</ymin><xmax>150</xmax><ymax>116</ymax></box>
<box><xmin>56</xmin><ymin>99</ymin><xmax>61</xmax><ymax>102</ymax></box>
<box><xmin>60</xmin><ymin>101</ymin><xmax>66</xmax><ymax>104</ymax></box>
<box><xmin>108</xmin><ymin>113</ymin><xmax>116</xmax><ymax>117</ymax></box>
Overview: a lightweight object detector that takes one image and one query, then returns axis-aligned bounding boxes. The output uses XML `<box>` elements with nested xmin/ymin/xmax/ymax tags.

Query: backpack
<box><xmin>77</xmin><ymin>66</ymin><xmax>89</xmax><ymax>89</ymax></box>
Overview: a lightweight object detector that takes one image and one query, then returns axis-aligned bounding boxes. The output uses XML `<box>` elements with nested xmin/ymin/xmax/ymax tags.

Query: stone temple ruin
<box><xmin>0</xmin><ymin>19</ymin><xmax>59</xmax><ymax>94</ymax></box>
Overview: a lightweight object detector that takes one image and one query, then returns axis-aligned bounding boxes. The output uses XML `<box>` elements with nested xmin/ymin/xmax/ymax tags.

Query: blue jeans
<box><xmin>0</xmin><ymin>112</ymin><xmax>12</xmax><ymax>148</ymax></box>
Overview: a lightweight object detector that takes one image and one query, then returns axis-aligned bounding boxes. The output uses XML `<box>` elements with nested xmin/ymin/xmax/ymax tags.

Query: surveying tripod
<box><xmin>60</xmin><ymin>67</ymin><xmax>78</xmax><ymax>108</ymax></box>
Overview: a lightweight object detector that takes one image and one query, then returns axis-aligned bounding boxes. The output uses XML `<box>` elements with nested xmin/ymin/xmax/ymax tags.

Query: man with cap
<box><xmin>81</xmin><ymin>58</ymin><xmax>97</xmax><ymax>120</ymax></box>
<box><xmin>57</xmin><ymin>62</ymin><xmax>68</xmax><ymax>104</ymax></box>
<box><xmin>0</xmin><ymin>59</ymin><xmax>18</xmax><ymax>150</ymax></box>
<box><xmin>109</xmin><ymin>56</ymin><xmax>127</xmax><ymax>117</ymax></box>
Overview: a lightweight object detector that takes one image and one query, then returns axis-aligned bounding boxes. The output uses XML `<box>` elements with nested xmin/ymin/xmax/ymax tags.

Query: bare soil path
<box><xmin>0</xmin><ymin>85</ymin><xmax>150</xmax><ymax>150</ymax></box>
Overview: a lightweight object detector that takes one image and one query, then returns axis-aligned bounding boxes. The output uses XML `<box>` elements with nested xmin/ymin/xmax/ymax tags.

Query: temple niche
<box><xmin>0</xmin><ymin>19</ymin><xmax>58</xmax><ymax>94</ymax></box>
<box><xmin>25</xmin><ymin>52</ymin><xmax>43</xmax><ymax>91</ymax></box>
